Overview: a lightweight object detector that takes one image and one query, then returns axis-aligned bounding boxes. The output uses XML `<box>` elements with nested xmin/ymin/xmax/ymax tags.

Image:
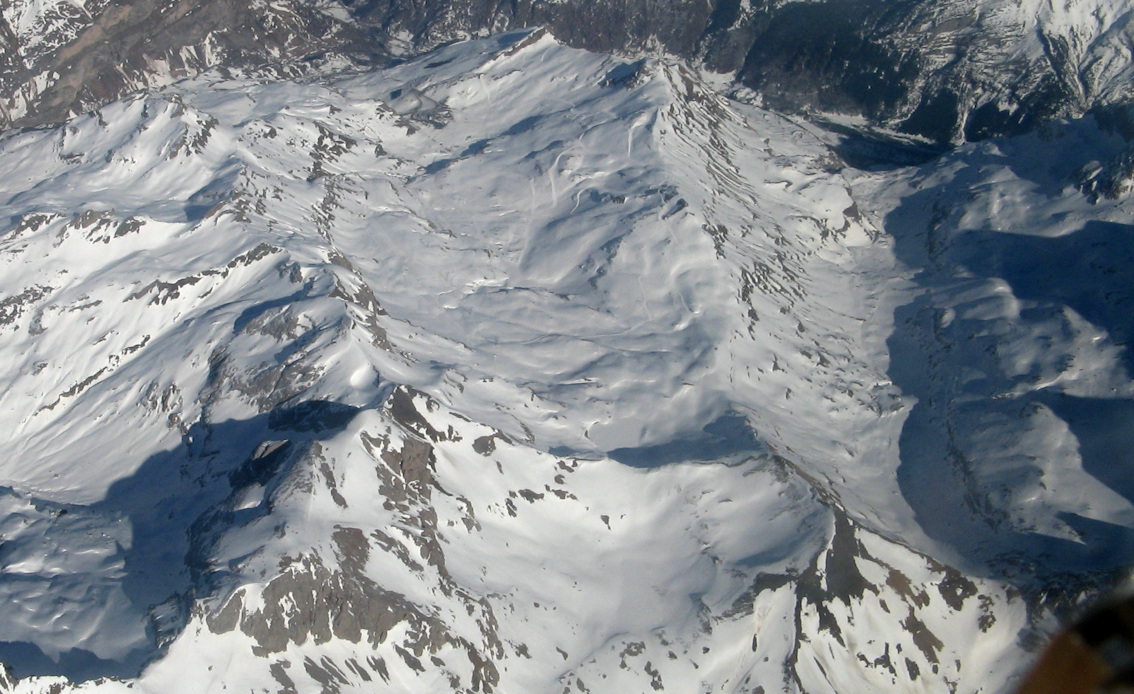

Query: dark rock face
<box><xmin>197</xmin><ymin>388</ymin><xmax>504</xmax><ymax>692</ymax></box>
<box><xmin>736</xmin><ymin>0</ymin><xmax>920</xmax><ymax>120</ymax></box>
<box><xmin>0</xmin><ymin>0</ymin><xmax>363</xmax><ymax>128</ymax></box>
<box><xmin>730</xmin><ymin>0</ymin><xmax>1131</xmax><ymax>144</ymax></box>
<box><xmin>339</xmin><ymin>0</ymin><xmax>713</xmax><ymax>56</ymax></box>
<box><xmin>1</xmin><ymin>0</ymin><xmax>1130</xmax><ymax>141</ymax></box>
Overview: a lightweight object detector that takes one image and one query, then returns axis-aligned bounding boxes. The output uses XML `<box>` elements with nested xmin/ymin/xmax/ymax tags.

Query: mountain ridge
<box><xmin>2</xmin><ymin>0</ymin><xmax>1134</xmax><ymax>144</ymax></box>
<box><xmin>0</xmin><ymin>30</ymin><xmax>1131</xmax><ymax>692</ymax></box>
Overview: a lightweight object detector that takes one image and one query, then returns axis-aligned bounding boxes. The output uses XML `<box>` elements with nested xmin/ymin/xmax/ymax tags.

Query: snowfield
<box><xmin>0</xmin><ymin>30</ymin><xmax>1130</xmax><ymax>693</ymax></box>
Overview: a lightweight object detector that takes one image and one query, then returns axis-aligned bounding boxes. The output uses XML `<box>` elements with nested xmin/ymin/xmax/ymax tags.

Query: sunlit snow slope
<box><xmin>0</xmin><ymin>30</ymin><xmax>1131</xmax><ymax>694</ymax></box>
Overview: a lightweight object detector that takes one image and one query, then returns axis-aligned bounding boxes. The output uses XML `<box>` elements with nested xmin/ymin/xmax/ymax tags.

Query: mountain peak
<box><xmin>0</xmin><ymin>19</ymin><xmax>1132</xmax><ymax>694</ymax></box>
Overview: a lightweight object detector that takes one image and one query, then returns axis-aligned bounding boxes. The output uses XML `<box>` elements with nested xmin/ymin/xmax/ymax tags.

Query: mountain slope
<box><xmin>2</xmin><ymin>0</ymin><xmax>1134</xmax><ymax>142</ymax></box>
<box><xmin>0</xmin><ymin>30</ymin><xmax>1131</xmax><ymax>694</ymax></box>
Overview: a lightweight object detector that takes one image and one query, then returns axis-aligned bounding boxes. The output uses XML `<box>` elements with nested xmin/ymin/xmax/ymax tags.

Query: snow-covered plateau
<box><xmin>0</xmin><ymin>29</ymin><xmax>1131</xmax><ymax>693</ymax></box>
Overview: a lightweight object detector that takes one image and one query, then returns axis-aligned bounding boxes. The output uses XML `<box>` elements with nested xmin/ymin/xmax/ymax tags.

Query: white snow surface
<box><xmin>0</xmin><ymin>29</ymin><xmax>1130</xmax><ymax>693</ymax></box>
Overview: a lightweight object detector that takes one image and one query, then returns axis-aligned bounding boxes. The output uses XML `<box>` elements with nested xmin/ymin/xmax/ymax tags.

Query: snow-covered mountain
<box><xmin>3</xmin><ymin>0</ymin><xmax>1134</xmax><ymax>142</ymax></box>
<box><xmin>0</xmin><ymin>29</ymin><xmax>1132</xmax><ymax>692</ymax></box>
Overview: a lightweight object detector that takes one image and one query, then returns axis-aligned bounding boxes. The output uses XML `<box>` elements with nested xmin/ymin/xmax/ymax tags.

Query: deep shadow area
<box><xmin>886</xmin><ymin>204</ymin><xmax>1134</xmax><ymax>580</ymax></box>
<box><xmin>0</xmin><ymin>399</ymin><xmax>362</xmax><ymax>683</ymax></box>
<box><xmin>1035</xmin><ymin>392</ymin><xmax>1134</xmax><ymax>506</ymax></box>
<box><xmin>820</xmin><ymin>119</ymin><xmax>951</xmax><ymax>170</ymax></box>
<box><xmin>608</xmin><ymin>412</ymin><xmax>767</xmax><ymax>467</ymax></box>
<box><xmin>600</xmin><ymin>60</ymin><xmax>646</xmax><ymax>88</ymax></box>
<box><xmin>890</xmin><ymin>298</ymin><xmax>1134</xmax><ymax>577</ymax></box>
<box><xmin>953</xmin><ymin>221</ymin><xmax>1134</xmax><ymax>377</ymax></box>
<box><xmin>183</xmin><ymin>168</ymin><xmax>241</xmax><ymax>222</ymax></box>
<box><xmin>0</xmin><ymin>641</ymin><xmax>149</xmax><ymax>682</ymax></box>
<box><xmin>737</xmin><ymin>0</ymin><xmax>919</xmax><ymax>120</ymax></box>
<box><xmin>232</xmin><ymin>290</ymin><xmax>307</xmax><ymax>334</ymax></box>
